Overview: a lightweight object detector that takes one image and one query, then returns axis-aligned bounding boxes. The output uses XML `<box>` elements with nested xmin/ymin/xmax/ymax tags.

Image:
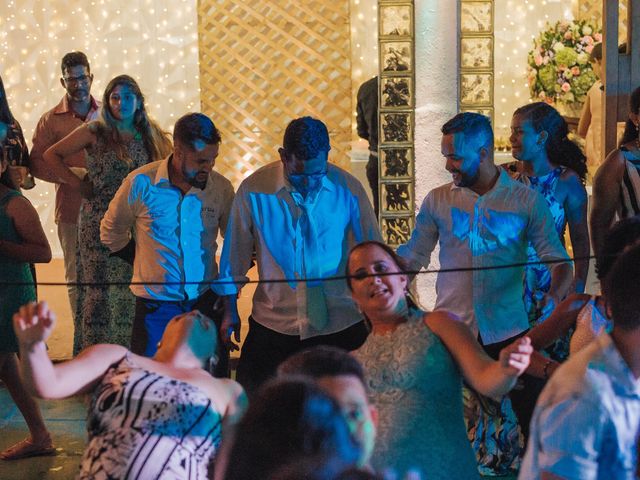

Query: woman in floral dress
<box><xmin>43</xmin><ymin>75</ymin><xmax>172</xmax><ymax>354</ymax></box>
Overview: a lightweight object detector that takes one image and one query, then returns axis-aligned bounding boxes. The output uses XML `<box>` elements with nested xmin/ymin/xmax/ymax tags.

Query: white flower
<box><xmin>577</xmin><ymin>52</ymin><xmax>590</xmax><ymax>65</ymax></box>
<box><xmin>553</xmin><ymin>42</ymin><xmax>565</xmax><ymax>52</ymax></box>
<box><xmin>582</xmin><ymin>26</ymin><xmax>593</xmax><ymax>36</ymax></box>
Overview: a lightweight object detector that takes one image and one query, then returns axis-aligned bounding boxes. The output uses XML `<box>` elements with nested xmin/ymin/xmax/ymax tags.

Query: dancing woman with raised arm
<box><xmin>14</xmin><ymin>302</ymin><xmax>245</xmax><ymax>479</ymax></box>
<box><xmin>347</xmin><ymin>241</ymin><xmax>532</xmax><ymax>479</ymax></box>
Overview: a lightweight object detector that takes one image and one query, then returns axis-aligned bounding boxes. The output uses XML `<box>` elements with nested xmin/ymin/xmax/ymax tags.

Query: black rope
<box><xmin>0</xmin><ymin>254</ymin><xmax>597</xmax><ymax>287</ymax></box>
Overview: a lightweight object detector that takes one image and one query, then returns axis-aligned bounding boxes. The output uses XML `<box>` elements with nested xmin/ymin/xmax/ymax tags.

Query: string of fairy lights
<box><xmin>493</xmin><ymin>0</ymin><xmax>573</xmax><ymax>141</ymax></box>
<box><xmin>0</xmin><ymin>0</ymin><xmax>201</xmax><ymax>256</ymax></box>
<box><xmin>0</xmin><ymin>0</ymin><xmax>588</xmax><ymax>255</ymax></box>
<box><xmin>350</xmin><ymin>0</ymin><xmax>379</xmax><ymax>141</ymax></box>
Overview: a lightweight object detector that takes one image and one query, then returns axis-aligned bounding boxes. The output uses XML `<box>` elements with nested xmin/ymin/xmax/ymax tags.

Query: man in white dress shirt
<box><xmin>101</xmin><ymin>113</ymin><xmax>233</xmax><ymax>375</ymax></box>
<box><xmin>397</xmin><ymin>112</ymin><xmax>572</xmax><ymax>439</ymax></box>
<box><xmin>214</xmin><ymin>116</ymin><xmax>380</xmax><ymax>393</ymax></box>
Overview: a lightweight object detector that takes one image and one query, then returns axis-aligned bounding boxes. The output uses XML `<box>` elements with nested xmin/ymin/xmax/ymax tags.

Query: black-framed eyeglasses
<box><xmin>287</xmin><ymin>170</ymin><xmax>327</xmax><ymax>183</ymax></box>
<box><xmin>63</xmin><ymin>74</ymin><xmax>91</xmax><ymax>85</ymax></box>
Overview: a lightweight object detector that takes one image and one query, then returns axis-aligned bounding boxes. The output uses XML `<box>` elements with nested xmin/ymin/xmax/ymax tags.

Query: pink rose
<box><xmin>582</xmin><ymin>35</ymin><xmax>594</xmax><ymax>45</ymax></box>
<box><xmin>571</xmin><ymin>66</ymin><xmax>580</xmax><ymax>75</ymax></box>
<box><xmin>564</xmin><ymin>31</ymin><xmax>573</xmax><ymax>40</ymax></box>
<box><xmin>561</xmin><ymin>82</ymin><xmax>571</xmax><ymax>92</ymax></box>
<box><xmin>585</xmin><ymin>44</ymin><xmax>594</xmax><ymax>53</ymax></box>
<box><xmin>534</xmin><ymin>55</ymin><xmax>543</xmax><ymax>66</ymax></box>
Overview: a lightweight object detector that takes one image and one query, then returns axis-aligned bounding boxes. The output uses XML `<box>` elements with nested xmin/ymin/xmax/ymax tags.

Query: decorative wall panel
<box><xmin>198</xmin><ymin>0</ymin><xmax>352</xmax><ymax>186</ymax></box>
<box><xmin>378</xmin><ymin>0</ymin><xmax>415</xmax><ymax>245</ymax></box>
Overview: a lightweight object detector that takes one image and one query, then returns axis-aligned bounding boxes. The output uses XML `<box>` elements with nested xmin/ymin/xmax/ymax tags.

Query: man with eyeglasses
<box><xmin>214</xmin><ymin>116</ymin><xmax>380</xmax><ymax>395</ymax></box>
<box><xmin>30</xmin><ymin>51</ymin><xmax>100</xmax><ymax>337</ymax></box>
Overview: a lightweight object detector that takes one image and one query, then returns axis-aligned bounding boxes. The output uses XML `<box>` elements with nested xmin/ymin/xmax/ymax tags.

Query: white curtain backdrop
<box><xmin>0</xmin><ymin>0</ymin><xmax>200</xmax><ymax>257</ymax></box>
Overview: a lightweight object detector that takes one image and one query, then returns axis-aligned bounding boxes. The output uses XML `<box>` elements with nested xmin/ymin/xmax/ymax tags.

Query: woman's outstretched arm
<box><xmin>13</xmin><ymin>301</ymin><xmax>127</xmax><ymax>399</ymax></box>
<box><xmin>426</xmin><ymin>310</ymin><xmax>532</xmax><ymax>399</ymax></box>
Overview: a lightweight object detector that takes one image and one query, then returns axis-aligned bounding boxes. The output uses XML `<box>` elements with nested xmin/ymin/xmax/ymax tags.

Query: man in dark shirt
<box><xmin>356</xmin><ymin>76</ymin><xmax>379</xmax><ymax>217</ymax></box>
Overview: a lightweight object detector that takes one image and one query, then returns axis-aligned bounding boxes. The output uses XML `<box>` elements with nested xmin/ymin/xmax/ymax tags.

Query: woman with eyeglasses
<box><xmin>43</xmin><ymin>75</ymin><xmax>172</xmax><ymax>354</ymax></box>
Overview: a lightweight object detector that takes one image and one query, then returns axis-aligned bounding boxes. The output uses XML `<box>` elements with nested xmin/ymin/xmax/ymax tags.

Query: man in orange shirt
<box><xmin>30</xmin><ymin>52</ymin><xmax>100</xmax><ymax>349</ymax></box>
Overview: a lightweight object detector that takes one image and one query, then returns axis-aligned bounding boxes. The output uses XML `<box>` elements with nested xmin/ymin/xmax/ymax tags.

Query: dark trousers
<box><xmin>366</xmin><ymin>153</ymin><xmax>379</xmax><ymax>218</ymax></box>
<box><xmin>481</xmin><ymin>331</ymin><xmax>546</xmax><ymax>443</ymax></box>
<box><xmin>236</xmin><ymin>317</ymin><xmax>369</xmax><ymax>396</ymax></box>
<box><xmin>131</xmin><ymin>289</ymin><xmax>229</xmax><ymax>377</ymax></box>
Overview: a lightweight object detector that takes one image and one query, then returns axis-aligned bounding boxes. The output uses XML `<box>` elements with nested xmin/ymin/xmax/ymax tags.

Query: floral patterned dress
<box><xmin>464</xmin><ymin>166</ymin><xmax>570</xmax><ymax>476</ymax></box>
<box><xmin>78</xmin><ymin>353</ymin><xmax>222</xmax><ymax>479</ymax></box>
<box><xmin>74</xmin><ymin>135</ymin><xmax>148</xmax><ymax>354</ymax></box>
<box><xmin>353</xmin><ymin>308</ymin><xmax>480</xmax><ymax>479</ymax></box>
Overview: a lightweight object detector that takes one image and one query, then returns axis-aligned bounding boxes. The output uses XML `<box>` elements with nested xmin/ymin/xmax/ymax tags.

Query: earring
<box><xmin>156</xmin><ymin>340</ymin><xmax>162</xmax><ymax>350</ymax></box>
<box><xmin>208</xmin><ymin>355</ymin><xmax>219</xmax><ymax>373</ymax></box>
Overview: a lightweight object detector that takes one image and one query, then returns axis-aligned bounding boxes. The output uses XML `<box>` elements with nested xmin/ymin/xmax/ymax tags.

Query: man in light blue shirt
<box><xmin>101</xmin><ymin>113</ymin><xmax>234</xmax><ymax>374</ymax></box>
<box><xmin>397</xmin><ymin>112</ymin><xmax>572</xmax><ymax>440</ymax></box>
<box><xmin>214</xmin><ymin>116</ymin><xmax>380</xmax><ymax>394</ymax></box>
<box><xmin>520</xmin><ymin>243</ymin><xmax>640</xmax><ymax>480</ymax></box>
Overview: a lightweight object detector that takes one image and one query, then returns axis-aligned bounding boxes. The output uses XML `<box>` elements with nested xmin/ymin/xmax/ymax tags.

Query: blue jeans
<box><xmin>131</xmin><ymin>289</ymin><xmax>228</xmax><ymax>377</ymax></box>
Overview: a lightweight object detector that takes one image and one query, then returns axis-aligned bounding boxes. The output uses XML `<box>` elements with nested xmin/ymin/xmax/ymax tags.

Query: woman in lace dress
<box><xmin>346</xmin><ymin>241</ymin><xmax>533</xmax><ymax>479</ymax></box>
<box><xmin>43</xmin><ymin>75</ymin><xmax>172</xmax><ymax>353</ymax></box>
<box><xmin>13</xmin><ymin>302</ymin><xmax>246</xmax><ymax>479</ymax></box>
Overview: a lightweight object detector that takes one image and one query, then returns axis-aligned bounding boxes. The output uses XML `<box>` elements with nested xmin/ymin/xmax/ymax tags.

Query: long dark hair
<box><xmin>619</xmin><ymin>86</ymin><xmax>640</xmax><ymax>147</ymax></box>
<box><xmin>98</xmin><ymin>75</ymin><xmax>172</xmax><ymax>165</ymax></box>
<box><xmin>0</xmin><ymin>76</ymin><xmax>14</xmax><ymax>187</ymax></box>
<box><xmin>0</xmin><ymin>75</ymin><xmax>15</xmax><ymax>125</ymax></box>
<box><xmin>514</xmin><ymin>102</ymin><xmax>587</xmax><ymax>182</ymax></box>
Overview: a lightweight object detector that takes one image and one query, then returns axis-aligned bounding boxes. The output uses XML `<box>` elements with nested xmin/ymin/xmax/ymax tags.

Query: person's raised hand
<box><xmin>13</xmin><ymin>301</ymin><xmax>56</xmax><ymax>348</ymax></box>
<box><xmin>499</xmin><ymin>336</ymin><xmax>532</xmax><ymax>377</ymax></box>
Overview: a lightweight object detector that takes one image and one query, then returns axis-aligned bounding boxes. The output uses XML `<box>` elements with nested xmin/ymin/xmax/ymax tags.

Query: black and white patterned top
<box><xmin>78</xmin><ymin>352</ymin><xmax>222</xmax><ymax>479</ymax></box>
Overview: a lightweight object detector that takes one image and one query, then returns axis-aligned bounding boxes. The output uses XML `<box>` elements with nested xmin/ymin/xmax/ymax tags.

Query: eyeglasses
<box><xmin>63</xmin><ymin>74</ymin><xmax>91</xmax><ymax>85</ymax></box>
<box><xmin>287</xmin><ymin>170</ymin><xmax>327</xmax><ymax>183</ymax></box>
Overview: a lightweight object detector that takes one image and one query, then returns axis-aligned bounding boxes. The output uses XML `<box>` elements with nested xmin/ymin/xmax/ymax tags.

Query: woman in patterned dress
<box><xmin>465</xmin><ymin>103</ymin><xmax>589</xmax><ymax>475</ymax></box>
<box><xmin>509</xmin><ymin>102</ymin><xmax>589</xmax><ymax>328</ymax></box>
<box><xmin>591</xmin><ymin>85</ymin><xmax>640</xmax><ymax>256</ymax></box>
<box><xmin>346</xmin><ymin>241</ymin><xmax>533</xmax><ymax>479</ymax></box>
<box><xmin>13</xmin><ymin>302</ymin><xmax>246</xmax><ymax>479</ymax></box>
<box><xmin>43</xmin><ymin>75</ymin><xmax>172</xmax><ymax>354</ymax></box>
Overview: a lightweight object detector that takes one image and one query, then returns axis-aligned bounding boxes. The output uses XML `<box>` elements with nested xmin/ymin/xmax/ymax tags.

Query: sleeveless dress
<box><xmin>569</xmin><ymin>295</ymin><xmax>612</xmax><ymax>355</ymax></box>
<box><xmin>0</xmin><ymin>189</ymin><xmax>36</xmax><ymax>353</ymax></box>
<box><xmin>618</xmin><ymin>147</ymin><xmax>640</xmax><ymax>219</ymax></box>
<box><xmin>78</xmin><ymin>352</ymin><xmax>222</xmax><ymax>479</ymax></box>
<box><xmin>74</xmin><ymin>135</ymin><xmax>149</xmax><ymax>354</ymax></box>
<box><xmin>353</xmin><ymin>309</ymin><xmax>480</xmax><ymax>479</ymax></box>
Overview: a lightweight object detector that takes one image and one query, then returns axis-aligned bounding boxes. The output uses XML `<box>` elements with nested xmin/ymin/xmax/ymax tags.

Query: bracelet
<box><xmin>543</xmin><ymin>360</ymin><xmax>553</xmax><ymax>380</ymax></box>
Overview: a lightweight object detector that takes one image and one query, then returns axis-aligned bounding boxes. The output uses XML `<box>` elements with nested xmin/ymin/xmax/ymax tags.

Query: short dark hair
<box><xmin>173</xmin><ymin>112</ymin><xmax>221</xmax><ymax>149</ymax></box>
<box><xmin>283</xmin><ymin>116</ymin><xmax>330</xmax><ymax>161</ymax></box>
<box><xmin>223</xmin><ymin>378</ymin><xmax>361</xmax><ymax>480</ymax></box>
<box><xmin>441</xmin><ymin>112</ymin><xmax>493</xmax><ymax>150</ymax></box>
<box><xmin>603</xmin><ymin>243</ymin><xmax>640</xmax><ymax>330</ymax></box>
<box><xmin>596</xmin><ymin>216</ymin><xmax>640</xmax><ymax>280</ymax></box>
<box><xmin>277</xmin><ymin>346</ymin><xmax>366</xmax><ymax>387</ymax></box>
<box><xmin>61</xmin><ymin>51</ymin><xmax>90</xmax><ymax>75</ymax></box>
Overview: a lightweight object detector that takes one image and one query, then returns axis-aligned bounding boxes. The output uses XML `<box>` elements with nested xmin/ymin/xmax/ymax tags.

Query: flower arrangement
<box><xmin>527</xmin><ymin>20</ymin><xmax>601</xmax><ymax>111</ymax></box>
